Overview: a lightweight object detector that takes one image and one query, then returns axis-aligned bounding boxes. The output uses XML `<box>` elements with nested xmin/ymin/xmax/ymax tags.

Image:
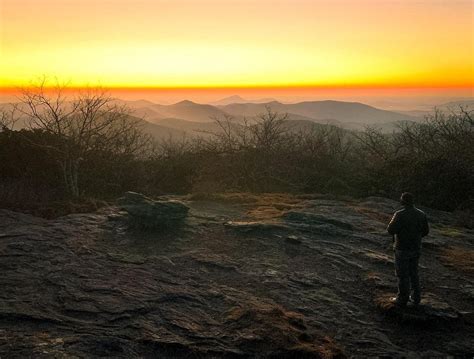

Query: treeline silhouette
<box><xmin>1</xmin><ymin>86</ymin><xmax>472</xmax><ymax>217</ymax></box>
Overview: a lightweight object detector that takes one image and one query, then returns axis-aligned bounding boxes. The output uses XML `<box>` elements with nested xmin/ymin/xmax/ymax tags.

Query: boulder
<box><xmin>117</xmin><ymin>192</ymin><xmax>189</xmax><ymax>229</ymax></box>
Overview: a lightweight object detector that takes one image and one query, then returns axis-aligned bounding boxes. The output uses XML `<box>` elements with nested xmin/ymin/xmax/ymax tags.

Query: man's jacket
<box><xmin>387</xmin><ymin>205</ymin><xmax>429</xmax><ymax>251</ymax></box>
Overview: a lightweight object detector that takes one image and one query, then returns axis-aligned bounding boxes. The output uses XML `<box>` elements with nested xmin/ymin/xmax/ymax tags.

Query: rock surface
<box><xmin>0</xmin><ymin>194</ymin><xmax>473</xmax><ymax>357</ymax></box>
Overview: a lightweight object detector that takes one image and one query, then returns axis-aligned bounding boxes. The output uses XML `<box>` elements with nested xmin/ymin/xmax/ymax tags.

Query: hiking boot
<box><xmin>390</xmin><ymin>297</ymin><xmax>407</xmax><ymax>307</ymax></box>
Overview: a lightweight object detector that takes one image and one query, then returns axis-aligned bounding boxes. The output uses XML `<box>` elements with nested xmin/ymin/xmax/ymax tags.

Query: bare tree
<box><xmin>250</xmin><ymin>106</ymin><xmax>289</xmax><ymax>150</ymax></box>
<box><xmin>203</xmin><ymin>114</ymin><xmax>240</xmax><ymax>153</ymax></box>
<box><xmin>0</xmin><ymin>106</ymin><xmax>18</xmax><ymax>131</ymax></box>
<box><xmin>14</xmin><ymin>79</ymin><xmax>151</xmax><ymax>197</ymax></box>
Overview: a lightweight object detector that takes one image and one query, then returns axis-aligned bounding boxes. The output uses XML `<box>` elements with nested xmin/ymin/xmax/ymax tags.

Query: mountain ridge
<box><xmin>1</xmin><ymin>98</ymin><xmax>421</xmax><ymax>133</ymax></box>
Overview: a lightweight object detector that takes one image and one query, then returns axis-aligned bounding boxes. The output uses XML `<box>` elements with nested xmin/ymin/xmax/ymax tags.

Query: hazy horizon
<box><xmin>2</xmin><ymin>0</ymin><xmax>472</xmax><ymax>111</ymax></box>
<box><xmin>1</xmin><ymin>86</ymin><xmax>472</xmax><ymax>112</ymax></box>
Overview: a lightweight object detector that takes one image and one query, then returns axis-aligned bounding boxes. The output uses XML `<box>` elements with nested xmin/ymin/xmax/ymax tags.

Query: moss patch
<box><xmin>438</xmin><ymin>227</ymin><xmax>464</xmax><ymax>238</ymax></box>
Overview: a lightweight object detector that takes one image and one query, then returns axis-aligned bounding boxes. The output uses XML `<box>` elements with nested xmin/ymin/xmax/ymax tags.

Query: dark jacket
<box><xmin>387</xmin><ymin>205</ymin><xmax>429</xmax><ymax>251</ymax></box>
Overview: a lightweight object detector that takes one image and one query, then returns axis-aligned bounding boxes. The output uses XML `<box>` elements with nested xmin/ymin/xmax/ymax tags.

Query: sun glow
<box><xmin>1</xmin><ymin>0</ymin><xmax>473</xmax><ymax>90</ymax></box>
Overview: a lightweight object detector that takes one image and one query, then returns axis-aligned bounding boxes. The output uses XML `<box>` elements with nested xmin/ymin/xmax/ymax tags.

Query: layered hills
<box><xmin>111</xmin><ymin>98</ymin><xmax>420</xmax><ymax>136</ymax></box>
<box><xmin>3</xmin><ymin>97</ymin><xmax>471</xmax><ymax>139</ymax></box>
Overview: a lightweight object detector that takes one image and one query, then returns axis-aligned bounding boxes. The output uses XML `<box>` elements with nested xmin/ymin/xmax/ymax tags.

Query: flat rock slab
<box><xmin>375</xmin><ymin>293</ymin><xmax>461</xmax><ymax>325</ymax></box>
<box><xmin>283</xmin><ymin>211</ymin><xmax>354</xmax><ymax>231</ymax></box>
<box><xmin>224</xmin><ymin>220</ymin><xmax>289</xmax><ymax>233</ymax></box>
<box><xmin>1</xmin><ymin>194</ymin><xmax>473</xmax><ymax>357</ymax></box>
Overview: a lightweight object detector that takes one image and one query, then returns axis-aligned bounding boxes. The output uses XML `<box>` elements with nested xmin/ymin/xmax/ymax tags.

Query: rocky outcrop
<box><xmin>1</xmin><ymin>194</ymin><xmax>473</xmax><ymax>357</ymax></box>
<box><xmin>117</xmin><ymin>191</ymin><xmax>189</xmax><ymax>229</ymax></box>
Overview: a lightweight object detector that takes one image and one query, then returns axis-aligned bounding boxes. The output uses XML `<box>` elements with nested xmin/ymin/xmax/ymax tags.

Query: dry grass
<box><xmin>246</xmin><ymin>194</ymin><xmax>305</xmax><ymax>220</ymax></box>
<box><xmin>188</xmin><ymin>192</ymin><xmax>261</xmax><ymax>204</ymax></box>
<box><xmin>225</xmin><ymin>301</ymin><xmax>345</xmax><ymax>358</ymax></box>
<box><xmin>190</xmin><ymin>191</ymin><xmax>301</xmax><ymax>204</ymax></box>
<box><xmin>189</xmin><ymin>192</ymin><xmax>305</xmax><ymax>220</ymax></box>
<box><xmin>247</xmin><ymin>206</ymin><xmax>286</xmax><ymax>220</ymax></box>
<box><xmin>438</xmin><ymin>227</ymin><xmax>464</xmax><ymax>238</ymax></box>
<box><xmin>438</xmin><ymin>247</ymin><xmax>474</xmax><ymax>275</ymax></box>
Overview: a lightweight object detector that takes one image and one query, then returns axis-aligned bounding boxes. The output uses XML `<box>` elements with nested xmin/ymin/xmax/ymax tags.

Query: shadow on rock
<box><xmin>375</xmin><ymin>293</ymin><xmax>462</xmax><ymax>326</ymax></box>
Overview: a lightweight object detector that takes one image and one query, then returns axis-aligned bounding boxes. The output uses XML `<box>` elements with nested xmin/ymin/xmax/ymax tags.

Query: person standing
<box><xmin>387</xmin><ymin>192</ymin><xmax>429</xmax><ymax>306</ymax></box>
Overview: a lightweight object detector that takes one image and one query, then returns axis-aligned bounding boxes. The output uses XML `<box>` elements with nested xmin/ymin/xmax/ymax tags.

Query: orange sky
<box><xmin>0</xmin><ymin>0</ymin><xmax>473</xmax><ymax>91</ymax></box>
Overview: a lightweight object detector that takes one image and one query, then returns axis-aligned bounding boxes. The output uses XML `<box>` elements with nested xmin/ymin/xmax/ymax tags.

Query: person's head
<box><xmin>400</xmin><ymin>192</ymin><xmax>414</xmax><ymax>206</ymax></box>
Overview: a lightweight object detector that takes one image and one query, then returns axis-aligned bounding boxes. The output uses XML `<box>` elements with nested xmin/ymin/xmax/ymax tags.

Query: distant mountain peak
<box><xmin>131</xmin><ymin>99</ymin><xmax>156</xmax><ymax>105</ymax></box>
<box><xmin>174</xmin><ymin>100</ymin><xmax>196</xmax><ymax>106</ymax></box>
<box><xmin>211</xmin><ymin>95</ymin><xmax>247</xmax><ymax>106</ymax></box>
<box><xmin>211</xmin><ymin>95</ymin><xmax>279</xmax><ymax>106</ymax></box>
<box><xmin>266</xmin><ymin>100</ymin><xmax>282</xmax><ymax>105</ymax></box>
<box><xmin>224</xmin><ymin>95</ymin><xmax>246</xmax><ymax>101</ymax></box>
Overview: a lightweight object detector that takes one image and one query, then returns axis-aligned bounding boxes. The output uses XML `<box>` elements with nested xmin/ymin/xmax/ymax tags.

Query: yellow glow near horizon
<box><xmin>1</xmin><ymin>0</ymin><xmax>473</xmax><ymax>89</ymax></box>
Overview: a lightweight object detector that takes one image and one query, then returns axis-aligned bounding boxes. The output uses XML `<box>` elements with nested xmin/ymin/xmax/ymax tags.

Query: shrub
<box><xmin>1</xmin><ymin>105</ymin><xmax>472</xmax><ymax>214</ymax></box>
